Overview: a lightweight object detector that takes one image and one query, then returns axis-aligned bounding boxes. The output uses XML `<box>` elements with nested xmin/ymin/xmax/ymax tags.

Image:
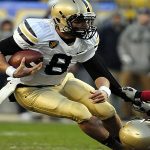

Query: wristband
<box><xmin>99</xmin><ymin>86</ymin><xmax>111</xmax><ymax>98</ymax></box>
<box><xmin>6</xmin><ymin>66</ymin><xmax>16</xmax><ymax>77</ymax></box>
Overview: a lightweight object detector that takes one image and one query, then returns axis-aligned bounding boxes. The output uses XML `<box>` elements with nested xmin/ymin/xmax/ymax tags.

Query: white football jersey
<box><xmin>48</xmin><ymin>0</ymin><xmax>59</xmax><ymax>8</ymax></box>
<box><xmin>13</xmin><ymin>18</ymin><xmax>99</xmax><ymax>85</ymax></box>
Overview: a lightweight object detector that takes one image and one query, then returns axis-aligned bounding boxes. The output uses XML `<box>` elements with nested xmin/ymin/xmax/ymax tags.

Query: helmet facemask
<box><xmin>66</xmin><ymin>13</ymin><xmax>97</xmax><ymax>40</ymax></box>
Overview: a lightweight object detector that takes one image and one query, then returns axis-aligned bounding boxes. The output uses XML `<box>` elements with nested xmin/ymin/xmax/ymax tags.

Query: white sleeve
<box><xmin>13</xmin><ymin>19</ymin><xmax>38</xmax><ymax>49</ymax></box>
<box><xmin>77</xmin><ymin>48</ymin><xmax>97</xmax><ymax>63</ymax></box>
<box><xmin>13</xmin><ymin>29</ymin><xmax>29</xmax><ymax>49</ymax></box>
<box><xmin>77</xmin><ymin>32</ymin><xmax>99</xmax><ymax>62</ymax></box>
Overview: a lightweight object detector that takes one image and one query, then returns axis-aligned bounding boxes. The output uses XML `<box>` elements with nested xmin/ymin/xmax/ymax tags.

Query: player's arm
<box><xmin>82</xmin><ymin>53</ymin><xmax>131</xmax><ymax>101</ymax></box>
<box><xmin>89</xmin><ymin>76</ymin><xmax>111</xmax><ymax>103</ymax></box>
<box><xmin>0</xmin><ymin>36</ymin><xmax>42</xmax><ymax>78</ymax></box>
<box><xmin>0</xmin><ymin>36</ymin><xmax>22</xmax><ymax>73</ymax></box>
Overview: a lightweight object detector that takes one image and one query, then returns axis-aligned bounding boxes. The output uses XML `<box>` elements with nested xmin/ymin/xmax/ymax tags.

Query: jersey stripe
<box><xmin>24</xmin><ymin>20</ymin><xmax>37</xmax><ymax>37</ymax></box>
<box><xmin>19</xmin><ymin>22</ymin><xmax>38</xmax><ymax>44</ymax></box>
<box><xmin>17</xmin><ymin>28</ymin><xmax>35</xmax><ymax>46</ymax></box>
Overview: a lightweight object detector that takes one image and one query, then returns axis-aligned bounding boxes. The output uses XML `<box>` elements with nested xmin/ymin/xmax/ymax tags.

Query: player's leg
<box><xmin>61</xmin><ymin>74</ymin><xmax>124</xmax><ymax>149</ymax></box>
<box><xmin>14</xmin><ymin>86</ymin><xmax>92</xmax><ymax>121</ymax></box>
<box><xmin>78</xmin><ymin>116</ymin><xmax>124</xmax><ymax>150</ymax></box>
<box><xmin>102</xmin><ymin>114</ymin><xmax>122</xmax><ymax>138</ymax></box>
<box><xmin>14</xmin><ymin>85</ymin><xmax>123</xmax><ymax>149</ymax></box>
<box><xmin>62</xmin><ymin>75</ymin><xmax>122</xmax><ymax>137</ymax></box>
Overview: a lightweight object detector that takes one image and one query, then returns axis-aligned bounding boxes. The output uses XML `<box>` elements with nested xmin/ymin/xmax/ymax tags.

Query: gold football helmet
<box><xmin>119</xmin><ymin>119</ymin><xmax>150</xmax><ymax>150</ymax></box>
<box><xmin>51</xmin><ymin>0</ymin><xmax>96</xmax><ymax>39</ymax></box>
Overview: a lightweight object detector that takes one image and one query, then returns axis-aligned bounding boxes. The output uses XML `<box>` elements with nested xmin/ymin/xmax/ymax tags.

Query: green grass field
<box><xmin>0</xmin><ymin>122</ymin><xmax>110</xmax><ymax>150</ymax></box>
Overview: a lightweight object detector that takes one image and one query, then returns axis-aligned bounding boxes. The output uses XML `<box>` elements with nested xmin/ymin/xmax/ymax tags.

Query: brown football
<box><xmin>8</xmin><ymin>50</ymin><xmax>43</xmax><ymax>68</ymax></box>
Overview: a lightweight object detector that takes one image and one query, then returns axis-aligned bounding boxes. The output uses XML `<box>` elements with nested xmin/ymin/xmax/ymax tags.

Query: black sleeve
<box><xmin>0</xmin><ymin>36</ymin><xmax>22</xmax><ymax>56</ymax></box>
<box><xmin>82</xmin><ymin>53</ymin><xmax>131</xmax><ymax>101</ymax></box>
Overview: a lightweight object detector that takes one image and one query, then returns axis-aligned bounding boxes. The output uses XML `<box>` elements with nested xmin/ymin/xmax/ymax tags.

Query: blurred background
<box><xmin>0</xmin><ymin>0</ymin><xmax>150</xmax><ymax>123</ymax></box>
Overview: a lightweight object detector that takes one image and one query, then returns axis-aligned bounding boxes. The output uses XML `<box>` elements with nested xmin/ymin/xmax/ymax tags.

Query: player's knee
<box><xmin>102</xmin><ymin>107</ymin><xmax>116</xmax><ymax>120</ymax></box>
<box><xmin>103</xmin><ymin>108</ymin><xmax>116</xmax><ymax>120</ymax></box>
<box><xmin>96</xmin><ymin>103</ymin><xmax>116</xmax><ymax>120</ymax></box>
<box><xmin>72</xmin><ymin>103</ymin><xmax>92</xmax><ymax>123</ymax></box>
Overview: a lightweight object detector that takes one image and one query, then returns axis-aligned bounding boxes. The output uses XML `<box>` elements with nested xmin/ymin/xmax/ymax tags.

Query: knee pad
<box><xmin>71</xmin><ymin>103</ymin><xmax>92</xmax><ymax>123</ymax></box>
<box><xmin>95</xmin><ymin>102</ymin><xmax>116</xmax><ymax>120</ymax></box>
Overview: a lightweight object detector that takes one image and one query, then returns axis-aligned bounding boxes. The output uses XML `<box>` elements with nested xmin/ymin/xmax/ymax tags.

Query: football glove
<box><xmin>122</xmin><ymin>87</ymin><xmax>138</xmax><ymax>101</ymax></box>
<box><xmin>122</xmin><ymin>87</ymin><xmax>150</xmax><ymax>116</ymax></box>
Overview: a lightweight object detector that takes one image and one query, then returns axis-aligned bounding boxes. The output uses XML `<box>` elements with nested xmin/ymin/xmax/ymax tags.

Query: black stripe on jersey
<box><xmin>17</xmin><ymin>28</ymin><xmax>34</xmax><ymax>46</ymax></box>
<box><xmin>82</xmin><ymin>0</ymin><xmax>90</xmax><ymax>12</ymax></box>
<box><xmin>24</xmin><ymin>20</ymin><xmax>37</xmax><ymax>37</ymax></box>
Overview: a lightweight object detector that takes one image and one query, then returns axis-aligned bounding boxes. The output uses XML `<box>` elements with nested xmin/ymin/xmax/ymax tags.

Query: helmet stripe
<box><xmin>59</xmin><ymin>11</ymin><xmax>66</xmax><ymax>18</ymax></box>
<box><xmin>82</xmin><ymin>0</ymin><xmax>90</xmax><ymax>12</ymax></box>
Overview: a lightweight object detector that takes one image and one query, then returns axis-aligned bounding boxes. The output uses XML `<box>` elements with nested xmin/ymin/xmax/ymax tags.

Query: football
<box><xmin>8</xmin><ymin>50</ymin><xmax>43</xmax><ymax>68</ymax></box>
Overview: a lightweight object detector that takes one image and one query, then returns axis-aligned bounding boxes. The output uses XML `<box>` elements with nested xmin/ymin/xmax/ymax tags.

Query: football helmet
<box><xmin>119</xmin><ymin>119</ymin><xmax>150</xmax><ymax>150</ymax></box>
<box><xmin>51</xmin><ymin>0</ymin><xmax>96</xmax><ymax>39</ymax></box>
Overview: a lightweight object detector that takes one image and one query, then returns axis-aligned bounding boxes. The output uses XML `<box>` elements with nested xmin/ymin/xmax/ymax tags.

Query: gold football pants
<box><xmin>15</xmin><ymin>73</ymin><xmax>116</xmax><ymax>123</ymax></box>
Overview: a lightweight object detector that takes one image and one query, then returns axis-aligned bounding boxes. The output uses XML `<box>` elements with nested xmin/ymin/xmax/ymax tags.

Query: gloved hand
<box><xmin>122</xmin><ymin>87</ymin><xmax>150</xmax><ymax>116</ymax></box>
<box><xmin>122</xmin><ymin>87</ymin><xmax>138</xmax><ymax>101</ymax></box>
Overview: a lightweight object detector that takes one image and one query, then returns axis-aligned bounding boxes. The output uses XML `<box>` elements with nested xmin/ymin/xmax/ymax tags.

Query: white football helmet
<box><xmin>119</xmin><ymin>119</ymin><xmax>150</xmax><ymax>150</ymax></box>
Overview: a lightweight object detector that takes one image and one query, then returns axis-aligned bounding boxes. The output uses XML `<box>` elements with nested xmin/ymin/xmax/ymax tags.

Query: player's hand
<box><xmin>13</xmin><ymin>57</ymin><xmax>43</xmax><ymax>78</ymax></box>
<box><xmin>122</xmin><ymin>87</ymin><xmax>138</xmax><ymax>101</ymax></box>
<box><xmin>89</xmin><ymin>90</ymin><xmax>108</xmax><ymax>103</ymax></box>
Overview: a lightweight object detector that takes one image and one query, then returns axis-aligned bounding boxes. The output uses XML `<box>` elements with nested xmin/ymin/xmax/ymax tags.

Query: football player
<box><xmin>0</xmin><ymin>0</ymin><xmax>129</xmax><ymax>149</ymax></box>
